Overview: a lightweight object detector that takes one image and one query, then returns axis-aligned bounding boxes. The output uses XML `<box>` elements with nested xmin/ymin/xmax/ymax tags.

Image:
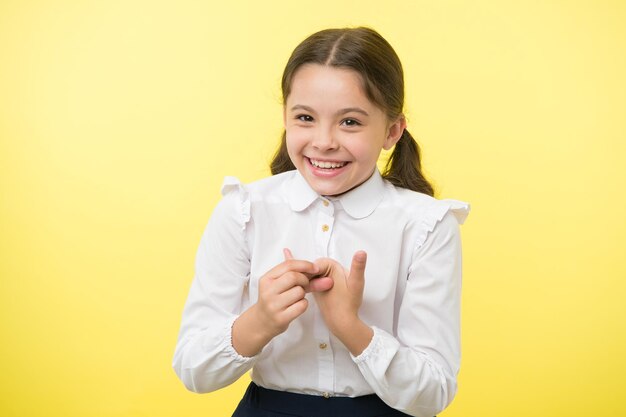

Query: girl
<box><xmin>173</xmin><ymin>27</ymin><xmax>469</xmax><ymax>417</ymax></box>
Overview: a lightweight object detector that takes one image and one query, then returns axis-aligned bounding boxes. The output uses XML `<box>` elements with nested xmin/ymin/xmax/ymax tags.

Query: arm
<box><xmin>172</xmin><ymin>190</ymin><xmax>255</xmax><ymax>393</ymax></box>
<box><xmin>353</xmin><ymin>211</ymin><xmax>464</xmax><ymax>417</ymax></box>
<box><xmin>173</xmin><ymin>188</ymin><xmax>333</xmax><ymax>393</ymax></box>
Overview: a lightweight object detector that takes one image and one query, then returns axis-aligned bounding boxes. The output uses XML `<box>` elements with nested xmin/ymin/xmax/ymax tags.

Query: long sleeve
<box><xmin>353</xmin><ymin>209</ymin><xmax>465</xmax><ymax>417</ymax></box>
<box><xmin>172</xmin><ymin>170</ymin><xmax>469</xmax><ymax>412</ymax></box>
<box><xmin>172</xmin><ymin>180</ymin><xmax>257</xmax><ymax>393</ymax></box>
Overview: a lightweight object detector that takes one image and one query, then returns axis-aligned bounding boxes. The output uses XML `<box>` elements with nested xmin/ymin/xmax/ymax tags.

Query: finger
<box><xmin>284</xmin><ymin>249</ymin><xmax>322</xmax><ymax>279</ymax></box>
<box><xmin>272</xmin><ymin>271</ymin><xmax>310</xmax><ymax>294</ymax></box>
<box><xmin>277</xmin><ymin>285</ymin><xmax>307</xmax><ymax>309</ymax></box>
<box><xmin>282</xmin><ymin>297</ymin><xmax>309</xmax><ymax>323</ymax></box>
<box><xmin>348</xmin><ymin>251</ymin><xmax>367</xmax><ymax>294</ymax></box>
<box><xmin>308</xmin><ymin>276</ymin><xmax>334</xmax><ymax>292</ymax></box>
<box><xmin>265</xmin><ymin>259</ymin><xmax>320</xmax><ymax>280</ymax></box>
<box><xmin>313</xmin><ymin>257</ymin><xmax>334</xmax><ymax>278</ymax></box>
<box><xmin>276</xmin><ymin>271</ymin><xmax>332</xmax><ymax>294</ymax></box>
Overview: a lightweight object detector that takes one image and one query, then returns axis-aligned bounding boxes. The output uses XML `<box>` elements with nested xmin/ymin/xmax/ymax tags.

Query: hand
<box><xmin>283</xmin><ymin>250</ymin><xmax>373</xmax><ymax>356</ymax></box>
<box><xmin>233</xmin><ymin>255</ymin><xmax>326</xmax><ymax>357</ymax></box>
<box><xmin>253</xmin><ymin>256</ymin><xmax>325</xmax><ymax>338</ymax></box>
<box><xmin>312</xmin><ymin>251</ymin><xmax>368</xmax><ymax>336</ymax></box>
<box><xmin>282</xmin><ymin>248</ymin><xmax>334</xmax><ymax>293</ymax></box>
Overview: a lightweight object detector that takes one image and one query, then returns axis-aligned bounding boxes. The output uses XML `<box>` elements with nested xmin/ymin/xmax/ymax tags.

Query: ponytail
<box><xmin>270</xmin><ymin>132</ymin><xmax>295</xmax><ymax>175</ymax></box>
<box><xmin>382</xmin><ymin>129</ymin><xmax>434</xmax><ymax>196</ymax></box>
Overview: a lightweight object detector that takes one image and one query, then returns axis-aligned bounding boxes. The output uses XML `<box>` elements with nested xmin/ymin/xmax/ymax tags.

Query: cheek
<box><xmin>285</xmin><ymin>131</ymin><xmax>306</xmax><ymax>167</ymax></box>
<box><xmin>285</xmin><ymin>128</ymin><xmax>308</xmax><ymax>153</ymax></box>
<box><xmin>347</xmin><ymin>139</ymin><xmax>383</xmax><ymax>163</ymax></box>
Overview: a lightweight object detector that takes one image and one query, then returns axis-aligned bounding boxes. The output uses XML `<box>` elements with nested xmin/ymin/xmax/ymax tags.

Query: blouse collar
<box><xmin>287</xmin><ymin>169</ymin><xmax>386</xmax><ymax>219</ymax></box>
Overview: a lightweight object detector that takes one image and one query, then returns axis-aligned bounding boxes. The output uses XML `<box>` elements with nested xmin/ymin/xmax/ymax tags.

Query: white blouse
<box><xmin>172</xmin><ymin>169</ymin><xmax>470</xmax><ymax>417</ymax></box>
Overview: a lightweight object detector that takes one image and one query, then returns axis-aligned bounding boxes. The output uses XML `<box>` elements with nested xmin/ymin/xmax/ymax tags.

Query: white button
<box><xmin>322</xmin><ymin>392</ymin><xmax>330</xmax><ymax>398</ymax></box>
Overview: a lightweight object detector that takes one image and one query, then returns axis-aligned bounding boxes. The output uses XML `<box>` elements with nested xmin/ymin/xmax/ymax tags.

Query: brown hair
<box><xmin>270</xmin><ymin>27</ymin><xmax>434</xmax><ymax>196</ymax></box>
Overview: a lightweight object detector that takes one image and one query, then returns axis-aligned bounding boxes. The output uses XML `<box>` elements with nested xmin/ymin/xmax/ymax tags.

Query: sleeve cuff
<box><xmin>351</xmin><ymin>326</ymin><xmax>397</xmax><ymax>364</ymax></box>
<box><xmin>206</xmin><ymin>315</ymin><xmax>261</xmax><ymax>364</ymax></box>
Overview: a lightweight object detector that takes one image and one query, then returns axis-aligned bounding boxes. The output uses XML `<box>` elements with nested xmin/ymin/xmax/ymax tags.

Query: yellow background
<box><xmin>1</xmin><ymin>1</ymin><xmax>625</xmax><ymax>416</ymax></box>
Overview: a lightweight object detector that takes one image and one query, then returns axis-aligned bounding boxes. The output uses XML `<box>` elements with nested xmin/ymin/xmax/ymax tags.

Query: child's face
<box><xmin>284</xmin><ymin>64</ymin><xmax>405</xmax><ymax>197</ymax></box>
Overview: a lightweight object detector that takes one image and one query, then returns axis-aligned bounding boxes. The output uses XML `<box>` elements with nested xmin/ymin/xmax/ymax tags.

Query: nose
<box><xmin>311</xmin><ymin>126</ymin><xmax>338</xmax><ymax>151</ymax></box>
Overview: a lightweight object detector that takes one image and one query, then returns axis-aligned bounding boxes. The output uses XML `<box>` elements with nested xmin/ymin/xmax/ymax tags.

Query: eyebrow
<box><xmin>290</xmin><ymin>104</ymin><xmax>369</xmax><ymax>117</ymax></box>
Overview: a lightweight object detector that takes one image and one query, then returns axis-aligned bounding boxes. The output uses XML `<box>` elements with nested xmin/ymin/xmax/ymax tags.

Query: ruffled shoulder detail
<box><xmin>414</xmin><ymin>198</ymin><xmax>470</xmax><ymax>249</ymax></box>
<box><xmin>220</xmin><ymin>176</ymin><xmax>251</xmax><ymax>230</ymax></box>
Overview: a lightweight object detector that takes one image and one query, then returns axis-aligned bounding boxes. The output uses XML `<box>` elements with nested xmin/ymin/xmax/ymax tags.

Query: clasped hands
<box><xmin>236</xmin><ymin>248</ymin><xmax>372</xmax><ymax>356</ymax></box>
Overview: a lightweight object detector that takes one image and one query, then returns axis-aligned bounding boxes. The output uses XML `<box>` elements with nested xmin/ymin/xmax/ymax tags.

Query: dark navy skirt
<box><xmin>231</xmin><ymin>382</ymin><xmax>417</xmax><ymax>417</ymax></box>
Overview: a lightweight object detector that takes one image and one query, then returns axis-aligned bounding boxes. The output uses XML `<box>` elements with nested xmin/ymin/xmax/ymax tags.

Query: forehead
<box><xmin>287</xmin><ymin>64</ymin><xmax>372</xmax><ymax>108</ymax></box>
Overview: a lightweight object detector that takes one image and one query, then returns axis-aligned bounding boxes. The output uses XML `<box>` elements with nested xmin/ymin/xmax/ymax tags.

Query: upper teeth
<box><xmin>310</xmin><ymin>159</ymin><xmax>347</xmax><ymax>169</ymax></box>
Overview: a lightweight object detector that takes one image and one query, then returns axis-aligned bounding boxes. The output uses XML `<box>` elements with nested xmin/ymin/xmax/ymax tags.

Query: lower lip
<box><xmin>306</xmin><ymin>158</ymin><xmax>350</xmax><ymax>178</ymax></box>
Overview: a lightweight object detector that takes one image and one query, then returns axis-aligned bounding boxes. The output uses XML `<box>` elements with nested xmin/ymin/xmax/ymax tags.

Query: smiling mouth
<box><xmin>308</xmin><ymin>158</ymin><xmax>349</xmax><ymax>169</ymax></box>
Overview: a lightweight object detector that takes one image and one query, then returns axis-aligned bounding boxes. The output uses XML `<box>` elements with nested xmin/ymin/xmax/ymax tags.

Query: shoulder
<box><xmin>221</xmin><ymin>171</ymin><xmax>294</xmax><ymax>200</ymax></box>
<box><xmin>383</xmin><ymin>181</ymin><xmax>470</xmax><ymax>249</ymax></box>
<box><xmin>388</xmin><ymin>185</ymin><xmax>469</xmax><ymax>223</ymax></box>
<box><xmin>217</xmin><ymin>171</ymin><xmax>295</xmax><ymax>225</ymax></box>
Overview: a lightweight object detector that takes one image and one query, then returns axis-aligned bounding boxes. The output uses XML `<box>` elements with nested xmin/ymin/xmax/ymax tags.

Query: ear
<box><xmin>383</xmin><ymin>115</ymin><xmax>407</xmax><ymax>150</ymax></box>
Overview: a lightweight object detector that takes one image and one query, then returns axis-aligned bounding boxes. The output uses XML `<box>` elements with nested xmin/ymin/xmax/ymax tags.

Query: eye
<box><xmin>296</xmin><ymin>114</ymin><xmax>314</xmax><ymax>122</ymax></box>
<box><xmin>341</xmin><ymin>118</ymin><xmax>361</xmax><ymax>127</ymax></box>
